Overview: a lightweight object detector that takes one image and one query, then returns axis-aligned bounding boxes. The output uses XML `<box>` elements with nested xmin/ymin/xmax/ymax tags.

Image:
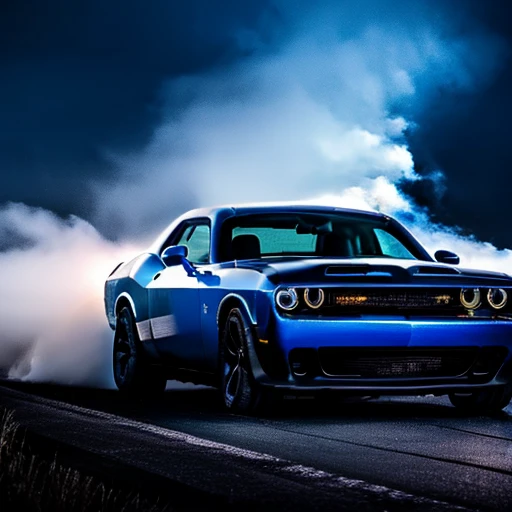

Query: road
<box><xmin>1</xmin><ymin>381</ymin><xmax>511</xmax><ymax>511</ymax></box>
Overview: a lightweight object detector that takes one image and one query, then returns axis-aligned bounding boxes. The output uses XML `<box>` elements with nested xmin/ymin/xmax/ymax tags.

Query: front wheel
<box><xmin>113</xmin><ymin>307</ymin><xmax>167</xmax><ymax>396</ymax></box>
<box><xmin>449</xmin><ymin>387</ymin><xmax>512</xmax><ymax>414</ymax></box>
<box><xmin>219</xmin><ymin>308</ymin><xmax>270</xmax><ymax>413</ymax></box>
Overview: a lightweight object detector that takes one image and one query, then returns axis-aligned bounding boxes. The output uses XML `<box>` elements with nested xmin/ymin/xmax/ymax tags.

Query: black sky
<box><xmin>1</xmin><ymin>1</ymin><xmax>512</xmax><ymax>247</ymax></box>
<box><xmin>0</xmin><ymin>0</ymin><xmax>275</xmax><ymax>218</ymax></box>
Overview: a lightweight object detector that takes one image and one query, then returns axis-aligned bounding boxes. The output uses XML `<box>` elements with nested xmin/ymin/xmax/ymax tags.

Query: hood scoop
<box><xmin>410</xmin><ymin>266</ymin><xmax>460</xmax><ymax>276</ymax></box>
<box><xmin>325</xmin><ymin>265</ymin><xmax>393</xmax><ymax>278</ymax></box>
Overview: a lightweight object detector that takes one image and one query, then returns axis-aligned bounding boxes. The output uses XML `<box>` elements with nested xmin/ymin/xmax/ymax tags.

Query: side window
<box><xmin>176</xmin><ymin>224</ymin><xmax>210</xmax><ymax>264</ymax></box>
<box><xmin>374</xmin><ymin>229</ymin><xmax>414</xmax><ymax>259</ymax></box>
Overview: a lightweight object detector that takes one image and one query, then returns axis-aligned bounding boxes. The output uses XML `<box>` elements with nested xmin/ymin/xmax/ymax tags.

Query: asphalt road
<box><xmin>1</xmin><ymin>381</ymin><xmax>511</xmax><ymax>511</ymax></box>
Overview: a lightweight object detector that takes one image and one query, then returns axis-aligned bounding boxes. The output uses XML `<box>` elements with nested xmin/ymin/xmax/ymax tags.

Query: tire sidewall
<box><xmin>449</xmin><ymin>387</ymin><xmax>512</xmax><ymax>414</ymax></box>
<box><xmin>220</xmin><ymin>307</ymin><xmax>260</xmax><ymax>412</ymax></box>
<box><xmin>113</xmin><ymin>307</ymin><xmax>143</xmax><ymax>391</ymax></box>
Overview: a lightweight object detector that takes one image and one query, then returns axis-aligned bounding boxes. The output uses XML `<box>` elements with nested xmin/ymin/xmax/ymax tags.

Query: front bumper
<box><xmin>250</xmin><ymin>317</ymin><xmax>512</xmax><ymax>393</ymax></box>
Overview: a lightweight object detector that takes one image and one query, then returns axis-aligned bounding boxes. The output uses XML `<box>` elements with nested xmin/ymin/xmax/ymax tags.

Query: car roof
<box><xmin>181</xmin><ymin>202</ymin><xmax>387</xmax><ymax>220</ymax></box>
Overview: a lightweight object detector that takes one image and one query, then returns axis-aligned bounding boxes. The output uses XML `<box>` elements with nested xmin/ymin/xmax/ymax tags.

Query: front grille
<box><xmin>317</xmin><ymin>347</ymin><xmax>479</xmax><ymax>378</ymax></box>
<box><xmin>327</xmin><ymin>288</ymin><xmax>459</xmax><ymax>310</ymax></box>
<box><xmin>281</xmin><ymin>287</ymin><xmax>512</xmax><ymax>319</ymax></box>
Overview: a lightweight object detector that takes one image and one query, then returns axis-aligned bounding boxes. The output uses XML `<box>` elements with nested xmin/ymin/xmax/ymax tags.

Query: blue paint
<box><xmin>105</xmin><ymin>204</ymin><xmax>512</xmax><ymax>392</ymax></box>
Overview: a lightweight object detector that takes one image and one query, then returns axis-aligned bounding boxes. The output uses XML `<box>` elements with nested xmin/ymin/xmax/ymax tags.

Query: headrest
<box><xmin>320</xmin><ymin>234</ymin><xmax>354</xmax><ymax>257</ymax></box>
<box><xmin>232</xmin><ymin>234</ymin><xmax>261</xmax><ymax>260</ymax></box>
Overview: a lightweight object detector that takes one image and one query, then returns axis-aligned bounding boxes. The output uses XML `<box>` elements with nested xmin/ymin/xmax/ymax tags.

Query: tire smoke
<box><xmin>0</xmin><ymin>203</ymin><xmax>136</xmax><ymax>387</ymax></box>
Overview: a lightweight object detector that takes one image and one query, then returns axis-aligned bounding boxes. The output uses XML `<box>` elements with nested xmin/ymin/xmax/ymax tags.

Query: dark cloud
<box><xmin>0</xmin><ymin>0</ymin><xmax>276</xmax><ymax>220</ymax></box>
<box><xmin>1</xmin><ymin>0</ymin><xmax>512</xmax><ymax>248</ymax></box>
<box><xmin>403</xmin><ymin>59</ymin><xmax>512</xmax><ymax>248</ymax></box>
<box><xmin>395</xmin><ymin>2</ymin><xmax>512</xmax><ymax>248</ymax></box>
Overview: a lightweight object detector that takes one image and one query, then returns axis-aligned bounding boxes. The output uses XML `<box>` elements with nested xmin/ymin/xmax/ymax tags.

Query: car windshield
<box><xmin>220</xmin><ymin>212</ymin><xmax>425</xmax><ymax>261</ymax></box>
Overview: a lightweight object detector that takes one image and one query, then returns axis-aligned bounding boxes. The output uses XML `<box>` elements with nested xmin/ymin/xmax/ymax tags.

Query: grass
<box><xmin>0</xmin><ymin>408</ymin><xmax>172</xmax><ymax>512</ymax></box>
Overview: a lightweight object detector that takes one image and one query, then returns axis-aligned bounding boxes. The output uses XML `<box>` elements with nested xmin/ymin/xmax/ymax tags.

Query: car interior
<box><xmin>230</xmin><ymin>229</ymin><xmax>379</xmax><ymax>260</ymax></box>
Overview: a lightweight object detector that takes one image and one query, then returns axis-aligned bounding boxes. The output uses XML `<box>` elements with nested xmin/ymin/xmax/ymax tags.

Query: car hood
<box><xmin>229</xmin><ymin>257</ymin><xmax>512</xmax><ymax>286</ymax></box>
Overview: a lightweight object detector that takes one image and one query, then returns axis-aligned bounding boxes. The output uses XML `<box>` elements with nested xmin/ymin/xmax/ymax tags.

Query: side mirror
<box><xmin>161</xmin><ymin>245</ymin><xmax>196</xmax><ymax>276</ymax></box>
<box><xmin>161</xmin><ymin>245</ymin><xmax>188</xmax><ymax>266</ymax></box>
<box><xmin>434</xmin><ymin>250</ymin><xmax>460</xmax><ymax>265</ymax></box>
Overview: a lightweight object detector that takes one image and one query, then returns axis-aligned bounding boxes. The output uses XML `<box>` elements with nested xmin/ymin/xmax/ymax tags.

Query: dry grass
<box><xmin>0</xmin><ymin>408</ymin><xmax>172</xmax><ymax>512</ymax></box>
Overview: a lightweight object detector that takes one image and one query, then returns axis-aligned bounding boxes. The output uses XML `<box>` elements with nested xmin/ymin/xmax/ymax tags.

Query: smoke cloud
<box><xmin>93</xmin><ymin>3</ymin><xmax>505</xmax><ymax>242</ymax></box>
<box><xmin>0</xmin><ymin>203</ymin><xmax>136</xmax><ymax>387</ymax></box>
<box><xmin>1</xmin><ymin>1</ymin><xmax>510</xmax><ymax>386</ymax></box>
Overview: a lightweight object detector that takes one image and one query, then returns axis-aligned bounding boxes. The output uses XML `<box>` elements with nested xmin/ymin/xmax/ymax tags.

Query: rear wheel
<box><xmin>449</xmin><ymin>387</ymin><xmax>512</xmax><ymax>414</ymax></box>
<box><xmin>219</xmin><ymin>308</ymin><xmax>270</xmax><ymax>413</ymax></box>
<box><xmin>113</xmin><ymin>307</ymin><xmax>167</xmax><ymax>395</ymax></box>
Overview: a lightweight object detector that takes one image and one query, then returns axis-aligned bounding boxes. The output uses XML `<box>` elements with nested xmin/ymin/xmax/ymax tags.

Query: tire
<box><xmin>449</xmin><ymin>387</ymin><xmax>512</xmax><ymax>414</ymax></box>
<box><xmin>219</xmin><ymin>308</ymin><xmax>271</xmax><ymax>413</ymax></box>
<box><xmin>113</xmin><ymin>307</ymin><xmax>167</xmax><ymax>395</ymax></box>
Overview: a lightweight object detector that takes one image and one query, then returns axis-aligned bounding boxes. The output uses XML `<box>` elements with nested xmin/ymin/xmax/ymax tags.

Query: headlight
<box><xmin>304</xmin><ymin>288</ymin><xmax>325</xmax><ymax>309</ymax></box>
<box><xmin>460</xmin><ymin>288</ymin><xmax>481</xmax><ymax>309</ymax></box>
<box><xmin>487</xmin><ymin>288</ymin><xmax>507</xmax><ymax>309</ymax></box>
<box><xmin>276</xmin><ymin>288</ymin><xmax>299</xmax><ymax>311</ymax></box>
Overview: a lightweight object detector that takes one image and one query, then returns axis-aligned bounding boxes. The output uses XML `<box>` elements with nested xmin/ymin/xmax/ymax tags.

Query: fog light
<box><xmin>487</xmin><ymin>288</ymin><xmax>507</xmax><ymax>309</ymax></box>
<box><xmin>276</xmin><ymin>288</ymin><xmax>299</xmax><ymax>311</ymax></box>
<box><xmin>289</xmin><ymin>348</ymin><xmax>317</xmax><ymax>377</ymax></box>
<box><xmin>460</xmin><ymin>288</ymin><xmax>481</xmax><ymax>309</ymax></box>
<box><xmin>304</xmin><ymin>288</ymin><xmax>325</xmax><ymax>309</ymax></box>
<box><xmin>291</xmin><ymin>361</ymin><xmax>308</xmax><ymax>377</ymax></box>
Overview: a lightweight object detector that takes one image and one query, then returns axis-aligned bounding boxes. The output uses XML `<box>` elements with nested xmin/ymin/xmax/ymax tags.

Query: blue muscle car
<box><xmin>104</xmin><ymin>204</ymin><xmax>512</xmax><ymax>413</ymax></box>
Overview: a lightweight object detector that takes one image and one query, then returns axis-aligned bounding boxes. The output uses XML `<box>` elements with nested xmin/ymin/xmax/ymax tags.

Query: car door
<box><xmin>147</xmin><ymin>221</ymin><xmax>211</xmax><ymax>369</ymax></box>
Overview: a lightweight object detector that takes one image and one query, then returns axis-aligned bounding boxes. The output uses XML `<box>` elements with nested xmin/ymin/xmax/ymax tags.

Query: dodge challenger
<box><xmin>104</xmin><ymin>204</ymin><xmax>512</xmax><ymax>413</ymax></box>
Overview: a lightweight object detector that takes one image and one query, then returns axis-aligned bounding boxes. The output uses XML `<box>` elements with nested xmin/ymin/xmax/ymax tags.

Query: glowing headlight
<box><xmin>460</xmin><ymin>288</ymin><xmax>481</xmax><ymax>309</ymax></box>
<box><xmin>487</xmin><ymin>288</ymin><xmax>507</xmax><ymax>309</ymax></box>
<box><xmin>276</xmin><ymin>288</ymin><xmax>299</xmax><ymax>311</ymax></box>
<box><xmin>304</xmin><ymin>288</ymin><xmax>325</xmax><ymax>309</ymax></box>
